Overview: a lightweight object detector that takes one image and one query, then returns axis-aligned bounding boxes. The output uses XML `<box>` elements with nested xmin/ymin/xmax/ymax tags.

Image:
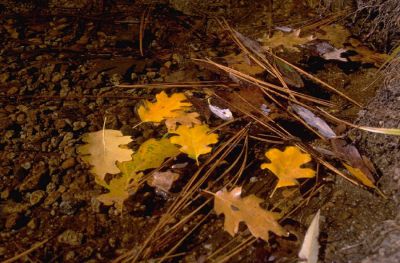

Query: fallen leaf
<box><xmin>117</xmin><ymin>138</ymin><xmax>180</xmax><ymax>178</ymax></box>
<box><xmin>137</xmin><ymin>91</ymin><xmax>192</xmax><ymax>123</ymax></box>
<box><xmin>223</xmin><ymin>53</ymin><xmax>265</xmax><ymax>75</ymax></box>
<box><xmin>316</xmin><ymin>24</ymin><xmax>350</xmax><ymax>48</ymax></box>
<box><xmin>331</xmin><ymin>139</ymin><xmax>376</xmax><ymax>183</ymax></box>
<box><xmin>348</xmin><ymin>45</ymin><xmax>390</xmax><ymax>66</ymax></box>
<box><xmin>260</xmin><ymin>29</ymin><xmax>315</xmax><ymax>52</ymax></box>
<box><xmin>214</xmin><ymin>187</ymin><xmax>287</xmax><ymax>241</ymax></box>
<box><xmin>322</xmin><ymin>48</ymin><xmax>348</xmax><ymax>62</ymax></box>
<box><xmin>291</xmin><ymin>104</ymin><xmax>336</xmax><ymax>139</ymax></box>
<box><xmin>208</xmin><ymin>99</ymin><xmax>234</xmax><ymax>121</ymax></box>
<box><xmin>170</xmin><ymin>124</ymin><xmax>218</xmax><ymax>165</ymax></box>
<box><xmin>343</xmin><ymin>163</ymin><xmax>376</xmax><ymax>188</ymax></box>
<box><xmin>165</xmin><ymin>111</ymin><xmax>202</xmax><ymax>132</ymax></box>
<box><xmin>78</xmin><ymin>130</ymin><xmax>134</xmax><ymax>181</ymax></box>
<box><xmin>261</xmin><ymin>146</ymin><xmax>315</xmax><ymax>190</ymax></box>
<box><xmin>148</xmin><ymin>170</ymin><xmax>180</xmax><ymax>192</ymax></box>
<box><xmin>97</xmin><ymin>174</ymin><xmax>139</xmax><ymax>212</ymax></box>
<box><xmin>298</xmin><ymin>210</ymin><xmax>321</xmax><ymax>263</ymax></box>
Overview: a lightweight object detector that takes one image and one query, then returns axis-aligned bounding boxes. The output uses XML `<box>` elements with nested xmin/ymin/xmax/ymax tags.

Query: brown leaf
<box><xmin>223</xmin><ymin>53</ymin><xmax>265</xmax><ymax>76</ymax></box>
<box><xmin>214</xmin><ymin>187</ymin><xmax>287</xmax><ymax>241</ymax></box>
<box><xmin>260</xmin><ymin>29</ymin><xmax>315</xmax><ymax>52</ymax></box>
<box><xmin>316</xmin><ymin>25</ymin><xmax>351</xmax><ymax>48</ymax></box>
<box><xmin>148</xmin><ymin>170</ymin><xmax>180</xmax><ymax>192</ymax></box>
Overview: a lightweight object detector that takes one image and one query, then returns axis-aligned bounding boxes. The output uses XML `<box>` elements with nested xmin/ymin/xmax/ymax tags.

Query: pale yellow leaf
<box><xmin>78</xmin><ymin>130</ymin><xmax>133</xmax><ymax>181</ymax></box>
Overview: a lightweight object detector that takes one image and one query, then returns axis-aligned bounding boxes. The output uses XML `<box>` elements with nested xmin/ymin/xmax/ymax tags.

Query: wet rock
<box><xmin>29</xmin><ymin>190</ymin><xmax>46</xmax><ymax>206</ymax></box>
<box><xmin>65</xmin><ymin>251</ymin><xmax>76</xmax><ymax>261</ymax></box>
<box><xmin>19</xmin><ymin>161</ymin><xmax>49</xmax><ymax>191</ymax></box>
<box><xmin>57</xmin><ymin>230</ymin><xmax>84</xmax><ymax>246</ymax></box>
<box><xmin>72</xmin><ymin>121</ymin><xmax>87</xmax><ymax>131</ymax></box>
<box><xmin>59</xmin><ymin>199</ymin><xmax>79</xmax><ymax>215</ymax></box>
<box><xmin>61</xmin><ymin>157</ymin><xmax>76</xmax><ymax>169</ymax></box>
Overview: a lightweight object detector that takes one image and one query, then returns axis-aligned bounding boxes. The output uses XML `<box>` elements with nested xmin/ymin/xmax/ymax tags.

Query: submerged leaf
<box><xmin>78</xmin><ymin>130</ymin><xmax>133</xmax><ymax>181</ymax></box>
<box><xmin>137</xmin><ymin>91</ymin><xmax>192</xmax><ymax>123</ymax></box>
<box><xmin>316</xmin><ymin>24</ymin><xmax>350</xmax><ymax>48</ymax></box>
<box><xmin>148</xmin><ymin>170</ymin><xmax>180</xmax><ymax>192</ymax></box>
<box><xmin>170</xmin><ymin>124</ymin><xmax>218</xmax><ymax>164</ymax></box>
<box><xmin>261</xmin><ymin>146</ymin><xmax>315</xmax><ymax>190</ymax></box>
<box><xmin>214</xmin><ymin>187</ymin><xmax>287</xmax><ymax>241</ymax></box>
<box><xmin>223</xmin><ymin>52</ymin><xmax>265</xmax><ymax>75</ymax></box>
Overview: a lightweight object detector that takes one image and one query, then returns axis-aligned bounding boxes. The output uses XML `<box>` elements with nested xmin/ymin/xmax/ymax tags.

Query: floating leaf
<box><xmin>348</xmin><ymin>38</ymin><xmax>390</xmax><ymax>66</ymax></box>
<box><xmin>343</xmin><ymin>163</ymin><xmax>376</xmax><ymax>189</ymax></box>
<box><xmin>117</xmin><ymin>138</ymin><xmax>180</xmax><ymax>178</ymax></box>
<box><xmin>170</xmin><ymin>124</ymin><xmax>218</xmax><ymax>165</ymax></box>
<box><xmin>299</xmin><ymin>210</ymin><xmax>321</xmax><ymax>263</ymax></box>
<box><xmin>316</xmin><ymin>24</ymin><xmax>351</xmax><ymax>48</ymax></box>
<box><xmin>260</xmin><ymin>29</ymin><xmax>315</xmax><ymax>52</ymax></box>
<box><xmin>261</xmin><ymin>146</ymin><xmax>315</xmax><ymax>190</ymax></box>
<box><xmin>78</xmin><ymin>130</ymin><xmax>133</xmax><ymax>181</ymax></box>
<box><xmin>214</xmin><ymin>187</ymin><xmax>287</xmax><ymax>241</ymax></box>
<box><xmin>165</xmin><ymin>111</ymin><xmax>202</xmax><ymax>132</ymax></box>
<box><xmin>208</xmin><ymin>99</ymin><xmax>234</xmax><ymax>121</ymax></box>
<box><xmin>322</xmin><ymin>48</ymin><xmax>348</xmax><ymax>62</ymax></box>
<box><xmin>137</xmin><ymin>91</ymin><xmax>192</xmax><ymax>123</ymax></box>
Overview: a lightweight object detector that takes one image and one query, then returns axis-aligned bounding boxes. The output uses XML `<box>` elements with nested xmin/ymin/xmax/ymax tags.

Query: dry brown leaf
<box><xmin>260</xmin><ymin>29</ymin><xmax>315</xmax><ymax>52</ymax></box>
<box><xmin>316</xmin><ymin>24</ymin><xmax>351</xmax><ymax>48</ymax></box>
<box><xmin>223</xmin><ymin>53</ymin><xmax>265</xmax><ymax>75</ymax></box>
<box><xmin>261</xmin><ymin>146</ymin><xmax>315</xmax><ymax>191</ymax></box>
<box><xmin>214</xmin><ymin>187</ymin><xmax>287</xmax><ymax>241</ymax></box>
<box><xmin>78</xmin><ymin>130</ymin><xmax>134</xmax><ymax>181</ymax></box>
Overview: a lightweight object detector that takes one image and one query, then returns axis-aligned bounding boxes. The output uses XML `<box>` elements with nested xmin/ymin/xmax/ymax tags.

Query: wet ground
<box><xmin>0</xmin><ymin>1</ymin><xmax>399</xmax><ymax>262</ymax></box>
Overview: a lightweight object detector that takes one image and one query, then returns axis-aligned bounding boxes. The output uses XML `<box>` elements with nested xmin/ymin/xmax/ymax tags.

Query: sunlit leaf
<box><xmin>261</xmin><ymin>146</ymin><xmax>315</xmax><ymax>190</ymax></box>
<box><xmin>170</xmin><ymin>124</ymin><xmax>218</xmax><ymax>165</ymax></box>
<box><xmin>78</xmin><ymin>130</ymin><xmax>133</xmax><ymax>181</ymax></box>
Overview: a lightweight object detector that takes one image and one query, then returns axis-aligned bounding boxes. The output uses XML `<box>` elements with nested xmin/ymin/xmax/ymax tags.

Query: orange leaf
<box><xmin>214</xmin><ymin>187</ymin><xmax>287</xmax><ymax>241</ymax></box>
<box><xmin>261</xmin><ymin>146</ymin><xmax>315</xmax><ymax>190</ymax></box>
<box><xmin>137</xmin><ymin>91</ymin><xmax>192</xmax><ymax>123</ymax></box>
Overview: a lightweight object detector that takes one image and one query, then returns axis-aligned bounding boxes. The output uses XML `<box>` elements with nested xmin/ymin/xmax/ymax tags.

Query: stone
<box><xmin>57</xmin><ymin>230</ymin><xmax>84</xmax><ymax>246</ymax></box>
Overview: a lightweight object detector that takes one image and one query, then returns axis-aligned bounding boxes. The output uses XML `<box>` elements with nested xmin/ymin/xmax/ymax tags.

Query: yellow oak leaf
<box><xmin>261</xmin><ymin>29</ymin><xmax>315</xmax><ymax>52</ymax></box>
<box><xmin>343</xmin><ymin>163</ymin><xmax>376</xmax><ymax>189</ymax></box>
<box><xmin>165</xmin><ymin>111</ymin><xmax>202</xmax><ymax>132</ymax></box>
<box><xmin>316</xmin><ymin>24</ymin><xmax>351</xmax><ymax>48</ymax></box>
<box><xmin>169</xmin><ymin>124</ymin><xmax>218</xmax><ymax>165</ymax></box>
<box><xmin>261</xmin><ymin>146</ymin><xmax>315</xmax><ymax>190</ymax></box>
<box><xmin>137</xmin><ymin>91</ymin><xmax>192</xmax><ymax>123</ymax></box>
<box><xmin>214</xmin><ymin>187</ymin><xmax>287</xmax><ymax>241</ymax></box>
<box><xmin>117</xmin><ymin>138</ymin><xmax>180</xmax><ymax>179</ymax></box>
<box><xmin>78</xmin><ymin>129</ymin><xmax>133</xmax><ymax>181</ymax></box>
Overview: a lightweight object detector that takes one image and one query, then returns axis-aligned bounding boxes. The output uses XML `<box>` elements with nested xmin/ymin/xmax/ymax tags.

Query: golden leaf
<box><xmin>343</xmin><ymin>163</ymin><xmax>376</xmax><ymax>189</ymax></box>
<box><xmin>137</xmin><ymin>91</ymin><xmax>192</xmax><ymax>123</ymax></box>
<box><xmin>261</xmin><ymin>146</ymin><xmax>315</xmax><ymax>190</ymax></box>
<box><xmin>348</xmin><ymin>46</ymin><xmax>390</xmax><ymax>67</ymax></box>
<box><xmin>117</xmin><ymin>138</ymin><xmax>180</xmax><ymax>179</ymax></box>
<box><xmin>261</xmin><ymin>29</ymin><xmax>315</xmax><ymax>52</ymax></box>
<box><xmin>214</xmin><ymin>187</ymin><xmax>287</xmax><ymax>241</ymax></box>
<box><xmin>316</xmin><ymin>24</ymin><xmax>351</xmax><ymax>48</ymax></box>
<box><xmin>169</xmin><ymin>124</ymin><xmax>218</xmax><ymax>165</ymax></box>
<box><xmin>78</xmin><ymin>130</ymin><xmax>133</xmax><ymax>181</ymax></box>
<box><xmin>223</xmin><ymin>53</ymin><xmax>265</xmax><ymax>75</ymax></box>
<box><xmin>165</xmin><ymin>111</ymin><xmax>202</xmax><ymax>132</ymax></box>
